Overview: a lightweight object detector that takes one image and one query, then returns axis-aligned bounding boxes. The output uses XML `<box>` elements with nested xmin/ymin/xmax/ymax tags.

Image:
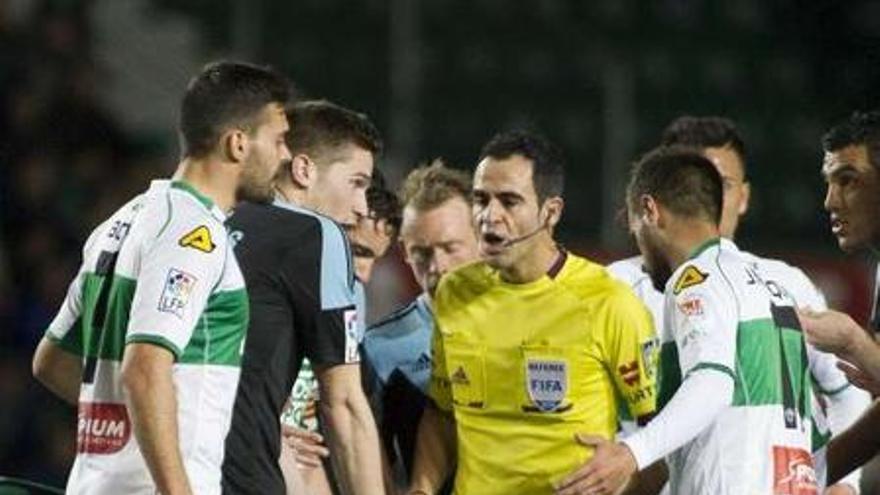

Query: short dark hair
<box><xmin>822</xmin><ymin>110</ymin><xmax>880</xmax><ymax>171</ymax></box>
<box><xmin>661</xmin><ymin>116</ymin><xmax>747</xmax><ymax>176</ymax></box>
<box><xmin>627</xmin><ymin>145</ymin><xmax>723</xmax><ymax>225</ymax></box>
<box><xmin>400</xmin><ymin>159</ymin><xmax>471</xmax><ymax>212</ymax></box>
<box><xmin>479</xmin><ymin>129</ymin><xmax>565</xmax><ymax>201</ymax></box>
<box><xmin>366</xmin><ymin>169</ymin><xmax>402</xmax><ymax>237</ymax></box>
<box><xmin>179</xmin><ymin>61</ymin><xmax>292</xmax><ymax>158</ymax></box>
<box><xmin>286</xmin><ymin>100</ymin><xmax>382</xmax><ymax>161</ymax></box>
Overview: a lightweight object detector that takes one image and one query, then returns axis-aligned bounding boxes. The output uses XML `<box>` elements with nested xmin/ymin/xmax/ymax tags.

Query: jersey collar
<box><xmin>688</xmin><ymin>237</ymin><xmax>721</xmax><ymax>260</ymax></box>
<box><xmin>170</xmin><ymin>180</ymin><xmax>226</xmax><ymax>222</ymax></box>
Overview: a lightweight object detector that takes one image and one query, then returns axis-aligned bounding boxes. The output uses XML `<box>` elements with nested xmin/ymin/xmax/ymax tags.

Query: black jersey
<box><xmin>221</xmin><ymin>200</ymin><xmax>359</xmax><ymax>495</ymax></box>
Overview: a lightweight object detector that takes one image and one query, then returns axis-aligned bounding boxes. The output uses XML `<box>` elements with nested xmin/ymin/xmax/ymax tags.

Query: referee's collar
<box><xmin>547</xmin><ymin>247</ymin><xmax>568</xmax><ymax>280</ymax></box>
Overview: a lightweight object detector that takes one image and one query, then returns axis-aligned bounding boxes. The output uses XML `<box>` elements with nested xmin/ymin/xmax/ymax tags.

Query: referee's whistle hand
<box><xmin>554</xmin><ymin>434</ymin><xmax>635</xmax><ymax>495</ymax></box>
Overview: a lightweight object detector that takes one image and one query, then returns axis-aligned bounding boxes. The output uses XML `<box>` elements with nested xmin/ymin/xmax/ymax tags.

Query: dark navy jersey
<box><xmin>222</xmin><ymin>200</ymin><xmax>358</xmax><ymax>495</ymax></box>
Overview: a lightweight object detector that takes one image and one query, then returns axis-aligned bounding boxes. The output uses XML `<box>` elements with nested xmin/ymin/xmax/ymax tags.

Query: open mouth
<box><xmin>830</xmin><ymin>217</ymin><xmax>846</xmax><ymax>236</ymax></box>
<box><xmin>481</xmin><ymin>232</ymin><xmax>506</xmax><ymax>247</ymax></box>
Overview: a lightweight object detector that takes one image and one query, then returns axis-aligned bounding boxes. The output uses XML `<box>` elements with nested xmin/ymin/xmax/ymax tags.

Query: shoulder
<box><xmin>606</xmin><ymin>255</ymin><xmax>645</xmax><ymax>285</ymax></box>
<box><xmin>435</xmin><ymin>260</ymin><xmax>495</xmax><ymax>301</ymax></box>
<box><xmin>368</xmin><ymin>299</ymin><xmax>423</xmax><ymax>334</ymax></box>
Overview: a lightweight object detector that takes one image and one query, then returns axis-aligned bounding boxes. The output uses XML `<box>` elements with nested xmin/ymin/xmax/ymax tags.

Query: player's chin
<box><xmin>237</xmin><ymin>185</ymin><xmax>274</xmax><ymax>204</ymax></box>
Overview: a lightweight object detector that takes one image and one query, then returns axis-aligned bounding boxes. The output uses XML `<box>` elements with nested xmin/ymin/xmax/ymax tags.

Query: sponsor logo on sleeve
<box><xmin>677</xmin><ymin>295</ymin><xmax>705</xmax><ymax>317</ymax></box>
<box><xmin>344</xmin><ymin>309</ymin><xmax>359</xmax><ymax>363</ymax></box>
<box><xmin>158</xmin><ymin>268</ymin><xmax>198</xmax><ymax>318</ymax></box>
<box><xmin>618</xmin><ymin>360</ymin><xmax>641</xmax><ymax>386</ymax></box>
<box><xmin>77</xmin><ymin>402</ymin><xmax>131</xmax><ymax>454</ymax></box>
<box><xmin>672</xmin><ymin>265</ymin><xmax>708</xmax><ymax>295</ymax></box>
<box><xmin>525</xmin><ymin>359</ymin><xmax>568</xmax><ymax>412</ymax></box>
<box><xmin>772</xmin><ymin>445</ymin><xmax>818</xmax><ymax>495</ymax></box>
<box><xmin>178</xmin><ymin>225</ymin><xmax>216</xmax><ymax>253</ymax></box>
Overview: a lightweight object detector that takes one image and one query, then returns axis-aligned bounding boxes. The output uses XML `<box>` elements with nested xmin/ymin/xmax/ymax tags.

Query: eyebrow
<box><xmin>823</xmin><ymin>163</ymin><xmax>858</xmax><ymax>180</ymax></box>
<box><xmin>472</xmin><ymin>189</ymin><xmax>525</xmax><ymax>201</ymax></box>
<box><xmin>352</xmin><ymin>172</ymin><xmax>372</xmax><ymax>181</ymax></box>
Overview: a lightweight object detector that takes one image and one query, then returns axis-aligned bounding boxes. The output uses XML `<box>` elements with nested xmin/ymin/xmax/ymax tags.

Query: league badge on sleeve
<box><xmin>525</xmin><ymin>359</ymin><xmax>568</xmax><ymax>412</ymax></box>
<box><xmin>344</xmin><ymin>309</ymin><xmax>359</xmax><ymax>363</ymax></box>
<box><xmin>158</xmin><ymin>268</ymin><xmax>198</xmax><ymax>318</ymax></box>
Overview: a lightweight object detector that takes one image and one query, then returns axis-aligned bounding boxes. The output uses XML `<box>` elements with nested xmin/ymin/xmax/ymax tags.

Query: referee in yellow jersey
<box><xmin>407</xmin><ymin>130</ymin><xmax>659</xmax><ymax>495</ymax></box>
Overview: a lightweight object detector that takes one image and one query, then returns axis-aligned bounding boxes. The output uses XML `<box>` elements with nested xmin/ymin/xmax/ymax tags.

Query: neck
<box><xmin>664</xmin><ymin>220</ymin><xmax>720</xmax><ymax>270</ymax></box>
<box><xmin>499</xmin><ymin>234</ymin><xmax>560</xmax><ymax>284</ymax></box>
<box><xmin>274</xmin><ymin>179</ymin><xmax>309</xmax><ymax>208</ymax></box>
<box><xmin>174</xmin><ymin>157</ymin><xmax>236</xmax><ymax>212</ymax></box>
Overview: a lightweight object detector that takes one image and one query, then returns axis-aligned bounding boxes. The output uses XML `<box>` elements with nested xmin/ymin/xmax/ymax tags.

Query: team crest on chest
<box><xmin>673</xmin><ymin>265</ymin><xmax>708</xmax><ymax>294</ymax></box>
<box><xmin>525</xmin><ymin>359</ymin><xmax>568</xmax><ymax>412</ymax></box>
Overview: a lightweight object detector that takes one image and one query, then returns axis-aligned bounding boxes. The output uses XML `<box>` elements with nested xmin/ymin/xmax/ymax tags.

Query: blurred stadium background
<box><xmin>1</xmin><ymin>0</ymin><xmax>879</xmax><ymax>488</ymax></box>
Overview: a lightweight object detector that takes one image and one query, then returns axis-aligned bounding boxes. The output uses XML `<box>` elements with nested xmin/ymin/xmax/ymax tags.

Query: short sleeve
<box><xmin>668</xmin><ymin>265</ymin><xmax>738</xmax><ymax>381</ymax></box>
<box><xmin>45</xmin><ymin>267</ymin><xmax>87</xmax><ymax>355</ymax></box>
<box><xmin>125</xmin><ymin>221</ymin><xmax>226</xmax><ymax>358</ymax></box>
<box><xmin>601</xmin><ymin>287</ymin><xmax>659</xmax><ymax>419</ymax></box>
<box><xmin>292</xmin><ymin>218</ymin><xmax>359</xmax><ymax>368</ymax></box>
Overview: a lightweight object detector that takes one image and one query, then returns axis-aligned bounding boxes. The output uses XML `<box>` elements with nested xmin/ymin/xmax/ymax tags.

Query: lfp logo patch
<box><xmin>158</xmin><ymin>268</ymin><xmax>198</xmax><ymax>318</ymax></box>
<box><xmin>526</xmin><ymin>359</ymin><xmax>567</xmax><ymax>412</ymax></box>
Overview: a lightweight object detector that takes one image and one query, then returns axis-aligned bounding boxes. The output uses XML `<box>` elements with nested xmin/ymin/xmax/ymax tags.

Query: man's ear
<box><xmin>640</xmin><ymin>194</ymin><xmax>662</xmax><ymax>226</ymax></box>
<box><xmin>542</xmin><ymin>197</ymin><xmax>565</xmax><ymax>228</ymax></box>
<box><xmin>289</xmin><ymin>154</ymin><xmax>315</xmax><ymax>188</ymax></box>
<box><xmin>738</xmin><ymin>181</ymin><xmax>751</xmax><ymax>216</ymax></box>
<box><xmin>222</xmin><ymin>129</ymin><xmax>249</xmax><ymax>163</ymax></box>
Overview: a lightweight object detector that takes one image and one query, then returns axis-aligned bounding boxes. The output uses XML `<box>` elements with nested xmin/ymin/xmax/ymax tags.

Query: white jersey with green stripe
<box><xmin>659</xmin><ymin>238</ymin><xmax>817</xmax><ymax>494</ymax></box>
<box><xmin>44</xmin><ymin>180</ymin><xmax>248</xmax><ymax>495</ymax></box>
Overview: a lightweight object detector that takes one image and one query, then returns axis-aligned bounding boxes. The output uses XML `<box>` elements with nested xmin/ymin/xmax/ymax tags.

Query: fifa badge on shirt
<box><xmin>525</xmin><ymin>359</ymin><xmax>567</xmax><ymax>412</ymax></box>
<box><xmin>158</xmin><ymin>268</ymin><xmax>198</xmax><ymax>318</ymax></box>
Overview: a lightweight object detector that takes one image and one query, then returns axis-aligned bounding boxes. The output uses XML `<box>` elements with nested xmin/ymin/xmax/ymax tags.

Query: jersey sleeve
<box><xmin>601</xmin><ymin>286</ymin><xmax>659</xmax><ymax>419</ymax></box>
<box><xmin>290</xmin><ymin>217</ymin><xmax>359</xmax><ymax>369</ymax></box>
<box><xmin>125</xmin><ymin>220</ymin><xmax>226</xmax><ymax>358</ymax></box>
<box><xmin>45</xmin><ymin>222</ymin><xmax>107</xmax><ymax>356</ymax></box>
<box><xmin>45</xmin><ymin>267</ymin><xmax>87</xmax><ymax>355</ymax></box>
<box><xmin>667</xmin><ymin>264</ymin><xmax>738</xmax><ymax>381</ymax></box>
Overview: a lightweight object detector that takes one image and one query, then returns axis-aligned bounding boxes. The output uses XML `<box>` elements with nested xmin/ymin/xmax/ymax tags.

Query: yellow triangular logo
<box><xmin>179</xmin><ymin>225</ymin><xmax>215</xmax><ymax>253</ymax></box>
<box><xmin>673</xmin><ymin>265</ymin><xmax>707</xmax><ymax>294</ymax></box>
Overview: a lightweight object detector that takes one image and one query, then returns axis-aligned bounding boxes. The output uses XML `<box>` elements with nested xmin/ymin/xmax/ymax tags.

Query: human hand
<box><xmin>281</xmin><ymin>423</ymin><xmax>329</xmax><ymax>469</ymax></box>
<box><xmin>837</xmin><ymin>360</ymin><xmax>880</xmax><ymax>396</ymax></box>
<box><xmin>799</xmin><ymin>309</ymin><xmax>866</xmax><ymax>360</ymax></box>
<box><xmin>554</xmin><ymin>434</ymin><xmax>637</xmax><ymax>495</ymax></box>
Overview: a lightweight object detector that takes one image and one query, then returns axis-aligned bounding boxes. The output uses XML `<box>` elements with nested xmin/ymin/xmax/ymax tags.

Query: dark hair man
<box><xmin>409</xmin><ymin>131</ymin><xmax>657</xmax><ymax>495</ymax></box>
<box><xmin>32</xmin><ymin>61</ymin><xmax>292</xmax><ymax>495</ymax></box>
<box><xmin>563</xmin><ymin>147</ymin><xmax>815</xmax><ymax>495</ymax></box>
<box><xmin>222</xmin><ymin>100</ymin><xmax>384</xmax><ymax>494</ymax></box>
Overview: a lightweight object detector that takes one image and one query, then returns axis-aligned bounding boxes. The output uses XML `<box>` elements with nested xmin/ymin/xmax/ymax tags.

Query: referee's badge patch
<box><xmin>158</xmin><ymin>268</ymin><xmax>198</xmax><ymax>318</ymax></box>
<box><xmin>526</xmin><ymin>359</ymin><xmax>567</xmax><ymax>412</ymax></box>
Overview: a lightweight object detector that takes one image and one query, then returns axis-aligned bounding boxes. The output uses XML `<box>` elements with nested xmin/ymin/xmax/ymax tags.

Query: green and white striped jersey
<box><xmin>45</xmin><ymin>180</ymin><xmax>248</xmax><ymax>495</ymax></box>
<box><xmin>659</xmin><ymin>238</ymin><xmax>816</xmax><ymax>494</ymax></box>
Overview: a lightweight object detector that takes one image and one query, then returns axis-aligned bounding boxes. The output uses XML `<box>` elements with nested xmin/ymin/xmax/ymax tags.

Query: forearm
<box><xmin>623</xmin><ymin>370</ymin><xmax>733</xmax><ymax>469</ymax></box>
<box><xmin>408</xmin><ymin>405</ymin><xmax>455</xmax><ymax>494</ymax></box>
<box><xmin>827</xmin><ymin>399</ymin><xmax>880</xmax><ymax>484</ymax></box>
<box><xmin>122</xmin><ymin>346</ymin><xmax>192</xmax><ymax>495</ymax></box>
<box><xmin>322</xmin><ymin>392</ymin><xmax>384</xmax><ymax>495</ymax></box>
<box><xmin>32</xmin><ymin>337</ymin><xmax>82</xmax><ymax>405</ymax></box>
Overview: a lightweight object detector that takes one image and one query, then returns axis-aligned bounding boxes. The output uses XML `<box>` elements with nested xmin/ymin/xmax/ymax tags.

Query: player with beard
<box><xmin>222</xmin><ymin>100</ymin><xmax>384</xmax><ymax>494</ymax></box>
<box><xmin>800</xmin><ymin>111</ymin><xmax>880</xmax><ymax>486</ymax></box>
<box><xmin>408</xmin><ymin>131</ymin><xmax>658</xmax><ymax>495</ymax></box>
<box><xmin>608</xmin><ymin>116</ymin><xmax>869</xmax><ymax>494</ymax></box>
<box><xmin>31</xmin><ymin>61</ymin><xmax>292</xmax><ymax>495</ymax></box>
<box><xmin>559</xmin><ymin>146</ymin><xmax>817</xmax><ymax>495</ymax></box>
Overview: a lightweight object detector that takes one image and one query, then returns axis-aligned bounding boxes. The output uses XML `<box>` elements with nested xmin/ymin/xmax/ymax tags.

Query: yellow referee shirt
<box><xmin>430</xmin><ymin>253</ymin><xmax>657</xmax><ymax>495</ymax></box>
